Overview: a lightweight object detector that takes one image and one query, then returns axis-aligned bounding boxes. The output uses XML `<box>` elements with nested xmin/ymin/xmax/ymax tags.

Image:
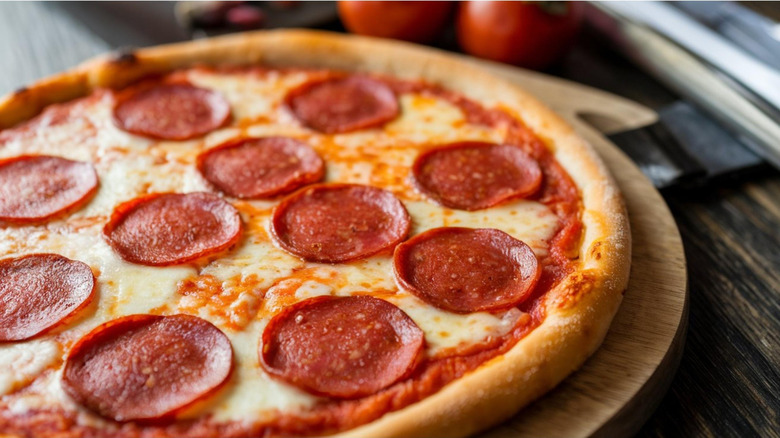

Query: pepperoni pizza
<box><xmin>0</xmin><ymin>31</ymin><xmax>630</xmax><ymax>437</ymax></box>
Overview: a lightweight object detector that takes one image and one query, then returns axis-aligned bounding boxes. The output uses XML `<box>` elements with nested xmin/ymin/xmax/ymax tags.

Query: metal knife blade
<box><xmin>673</xmin><ymin>1</ymin><xmax>780</xmax><ymax>71</ymax></box>
<box><xmin>589</xmin><ymin>2</ymin><xmax>780</xmax><ymax>171</ymax></box>
<box><xmin>607</xmin><ymin>101</ymin><xmax>766</xmax><ymax>189</ymax></box>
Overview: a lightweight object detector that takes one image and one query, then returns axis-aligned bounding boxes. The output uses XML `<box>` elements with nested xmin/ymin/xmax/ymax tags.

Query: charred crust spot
<box><xmin>589</xmin><ymin>241</ymin><xmax>603</xmax><ymax>261</ymax></box>
<box><xmin>556</xmin><ymin>271</ymin><xmax>597</xmax><ymax>309</ymax></box>
<box><xmin>13</xmin><ymin>86</ymin><xmax>28</xmax><ymax>95</ymax></box>
<box><xmin>581</xmin><ymin>324</ymin><xmax>592</xmax><ymax>339</ymax></box>
<box><xmin>111</xmin><ymin>48</ymin><xmax>138</xmax><ymax>65</ymax></box>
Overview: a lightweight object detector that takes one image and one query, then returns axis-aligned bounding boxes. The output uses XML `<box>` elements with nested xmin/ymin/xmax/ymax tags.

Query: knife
<box><xmin>606</xmin><ymin>101</ymin><xmax>765</xmax><ymax>189</ymax></box>
<box><xmin>673</xmin><ymin>1</ymin><xmax>780</xmax><ymax>72</ymax></box>
<box><xmin>589</xmin><ymin>1</ymin><xmax>780</xmax><ymax>175</ymax></box>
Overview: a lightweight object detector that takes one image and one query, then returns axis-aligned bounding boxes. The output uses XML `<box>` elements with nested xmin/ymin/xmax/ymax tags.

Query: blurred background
<box><xmin>1</xmin><ymin>2</ymin><xmax>778</xmax><ymax>437</ymax></box>
<box><xmin>2</xmin><ymin>1</ymin><xmax>779</xmax><ymax>190</ymax></box>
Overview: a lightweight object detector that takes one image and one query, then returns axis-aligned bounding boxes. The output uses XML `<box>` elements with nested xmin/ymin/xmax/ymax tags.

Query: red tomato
<box><xmin>338</xmin><ymin>1</ymin><xmax>454</xmax><ymax>44</ymax></box>
<box><xmin>457</xmin><ymin>1</ymin><xmax>583</xmax><ymax>69</ymax></box>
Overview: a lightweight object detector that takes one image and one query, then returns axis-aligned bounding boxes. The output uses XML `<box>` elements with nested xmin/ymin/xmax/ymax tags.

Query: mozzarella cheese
<box><xmin>0</xmin><ymin>341</ymin><xmax>59</xmax><ymax>396</ymax></box>
<box><xmin>0</xmin><ymin>69</ymin><xmax>560</xmax><ymax>423</ymax></box>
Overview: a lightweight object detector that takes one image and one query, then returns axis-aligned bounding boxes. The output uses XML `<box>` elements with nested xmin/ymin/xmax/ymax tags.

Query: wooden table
<box><xmin>1</xmin><ymin>3</ymin><xmax>777</xmax><ymax>437</ymax></box>
<box><xmin>556</xmin><ymin>20</ymin><xmax>780</xmax><ymax>438</ymax></box>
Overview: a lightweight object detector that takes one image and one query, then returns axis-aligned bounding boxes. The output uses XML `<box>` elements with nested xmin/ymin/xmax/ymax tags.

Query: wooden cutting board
<box><xmin>0</xmin><ymin>4</ymin><xmax>687</xmax><ymax>433</ymax></box>
<box><xmin>461</xmin><ymin>59</ymin><xmax>689</xmax><ymax>438</ymax></box>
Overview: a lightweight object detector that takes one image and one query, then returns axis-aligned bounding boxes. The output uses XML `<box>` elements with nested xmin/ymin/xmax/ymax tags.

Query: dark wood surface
<box><xmin>558</xmin><ymin>17</ymin><xmax>780</xmax><ymax>437</ymax></box>
<box><xmin>558</xmin><ymin>23</ymin><xmax>780</xmax><ymax>438</ymax></box>
<box><xmin>647</xmin><ymin>178</ymin><xmax>780</xmax><ymax>438</ymax></box>
<box><xmin>1</xmin><ymin>2</ymin><xmax>778</xmax><ymax>437</ymax></box>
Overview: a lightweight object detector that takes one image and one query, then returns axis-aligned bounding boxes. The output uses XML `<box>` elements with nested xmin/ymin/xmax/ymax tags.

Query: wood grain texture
<box><xmin>556</xmin><ymin>18</ymin><xmax>780</xmax><ymax>437</ymax></box>
<box><xmin>471</xmin><ymin>64</ymin><xmax>688</xmax><ymax>438</ymax></box>
<box><xmin>636</xmin><ymin>178</ymin><xmax>780</xmax><ymax>438</ymax></box>
<box><xmin>0</xmin><ymin>2</ymin><xmax>108</xmax><ymax>95</ymax></box>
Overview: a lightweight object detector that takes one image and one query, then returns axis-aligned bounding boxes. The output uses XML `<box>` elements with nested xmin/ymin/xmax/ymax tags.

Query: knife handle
<box><xmin>608</xmin><ymin>121</ymin><xmax>705</xmax><ymax>189</ymax></box>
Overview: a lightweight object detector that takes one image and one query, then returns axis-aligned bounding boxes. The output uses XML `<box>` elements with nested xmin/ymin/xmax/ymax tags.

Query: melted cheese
<box><xmin>0</xmin><ymin>69</ymin><xmax>562</xmax><ymax>425</ymax></box>
<box><xmin>390</xmin><ymin>295</ymin><xmax>525</xmax><ymax>356</ymax></box>
<box><xmin>406</xmin><ymin>199</ymin><xmax>561</xmax><ymax>258</ymax></box>
<box><xmin>187</xmin><ymin>70</ymin><xmax>310</xmax><ymax>122</ymax></box>
<box><xmin>0</xmin><ymin>341</ymin><xmax>59</xmax><ymax>395</ymax></box>
<box><xmin>205</xmin><ymin>319</ymin><xmax>319</xmax><ymax>422</ymax></box>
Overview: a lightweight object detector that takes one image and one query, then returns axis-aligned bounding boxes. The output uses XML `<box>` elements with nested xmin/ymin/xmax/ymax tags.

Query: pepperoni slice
<box><xmin>113</xmin><ymin>84</ymin><xmax>231</xmax><ymax>140</ymax></box>
<box><xmin>197</xmin><ymin>137</ymin><xmax>325</xmax><ymax>199</ymax></box>
<box><xmin>411</xmin><ymin>142</ymin><xmax>542</xmax><ymax>211</ymax></box>
<box><xmin>103</xmin><ymin>192</ymin><xmax>242</xmax><ymax>266</ymax></box>
<box><xmin>261</xmin><ymin>295</ymin><xmax>424</xmax><ymax>399</ymax></box>
<box><xmin>393</xmin><ymin>227</ymin><xmax>540</xmax><ymax>313</ymax></box>
<box><xmin>270</xmin><ymin>184</ymin><xmax>411</xmax><ymax>263</ymax></box>
<box><xmin>286</xmin><ymin>76</ymin><xmax>399</xmax><ymax>134</ymax></box>
<box><xmin>62</xmin><ymin>314</ymin><xmax>233</xmax><ymax>422</ymax></box>
<box><xmin>0</xmin><ymin>254</ymin><xmax>95</xmax><ymax>342</ymax></box>
<box><xmin>0</xmin><ymin>155</ymin><xmax>98</xmax><ymax>223</ymax></box>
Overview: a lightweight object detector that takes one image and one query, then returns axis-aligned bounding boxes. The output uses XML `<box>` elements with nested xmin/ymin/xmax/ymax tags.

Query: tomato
<box><xmin>338</xmin><ymin>1</ymin><xmax>454</xmax><ymax>44</ymax></box>
<box><xmin>456</xmin><ymin>1</ymin><xmax>583</xmax><ymax>69</ymax></box>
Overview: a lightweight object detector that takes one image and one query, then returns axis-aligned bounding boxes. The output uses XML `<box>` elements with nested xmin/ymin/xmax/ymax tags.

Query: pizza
<box><xmin>0</xmin><ymin>31</ymin><xmax>630</xmax><ymax>437</ymax></box>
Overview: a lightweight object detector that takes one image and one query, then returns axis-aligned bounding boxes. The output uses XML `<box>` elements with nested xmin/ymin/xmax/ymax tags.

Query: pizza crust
<box><xmin>0</xmin><ymin>30</ymin><xmax>630</xmax><ymax>437</ymax></box>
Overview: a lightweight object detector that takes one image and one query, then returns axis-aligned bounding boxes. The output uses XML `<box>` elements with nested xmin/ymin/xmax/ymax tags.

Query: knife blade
<box><xmin>588</xmin><ymin>2</ymin><xmax>780</xmax><ymax>172</ymax></box>
<box><xmin>606</xmin><ymin>101</ymin><xmax>766</xmax><ymax>189</ymax></box>
<box><xmin>673</xmin><ymin>1</ymin><xmax>780</xmax><ymax>71</ymax></box>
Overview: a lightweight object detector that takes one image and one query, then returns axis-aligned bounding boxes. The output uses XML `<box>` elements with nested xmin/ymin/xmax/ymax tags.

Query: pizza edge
<box><xmin>0</xmin><ymin>29</ymin><xmax>631</xmax><ymax>438</ymax></box>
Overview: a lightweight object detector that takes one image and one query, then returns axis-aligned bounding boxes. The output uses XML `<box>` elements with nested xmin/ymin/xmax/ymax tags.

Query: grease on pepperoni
<box><xmin>197</xmin><ymin>137</ymin><xmax>324</xmax><ymax>199</ymax></box>
<box><xmin>0</xmin><ymin>155</ymin><xmax>98</xmax><ymax>223</ymax></box>
<box><xmin>261</xmin><ymin>295</ymin><xmax>424</xmax><ymax>399</ymax></box>
<box><xmin>62</xmin><ymin>314</ymin><xmax>233</xmax><ymax>422</ymax></box>
<box><xmin>286</xmin><ymin>76</ymin><xmax>399</xmax><ymax>133</ymax></box>
<box><xmin>113</xmin><ymin>83</ymin><xmax>231</xmax><ymax>140</ymax></box>
<box><xmin>103</xmin><ymin>192</ymin><xmax>242</xmax><ymax>266</ymax></box>
<box><xmin>411</xmin><ymin>142</ymin><xmax>542</xmax><ymax>211</ymax></box>
<box><xmin>393</xmin><ymin>227</ymin><xmax>540</xmax><ymax>313</ymax></box>
<box><xmin>270</xmin><ymin>184</ymin><xmax>411</xmax><ymax>263</ymax></box>
<box><xmin>0</xmin><ymin>254</ymin><xmax>95</xmax><ymax>342</ymax></box>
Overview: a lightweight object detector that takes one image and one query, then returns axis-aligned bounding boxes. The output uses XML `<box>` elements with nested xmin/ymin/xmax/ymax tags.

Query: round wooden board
<box><xmin>469</xmin><ymin>61</ymin><xmax>689</xmax><ymax>438</ymax></box>
<box><xmin>0</xmin><ymin>24</ymin><xmax>687</xmax><ymax>436</ymax></box>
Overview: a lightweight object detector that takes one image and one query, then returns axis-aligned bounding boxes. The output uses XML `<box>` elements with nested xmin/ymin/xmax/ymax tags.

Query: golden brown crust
<box><xmin>0</xmin><ymin>30</ymin><xmax>631</xmax><ymax>438</ymax></box>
